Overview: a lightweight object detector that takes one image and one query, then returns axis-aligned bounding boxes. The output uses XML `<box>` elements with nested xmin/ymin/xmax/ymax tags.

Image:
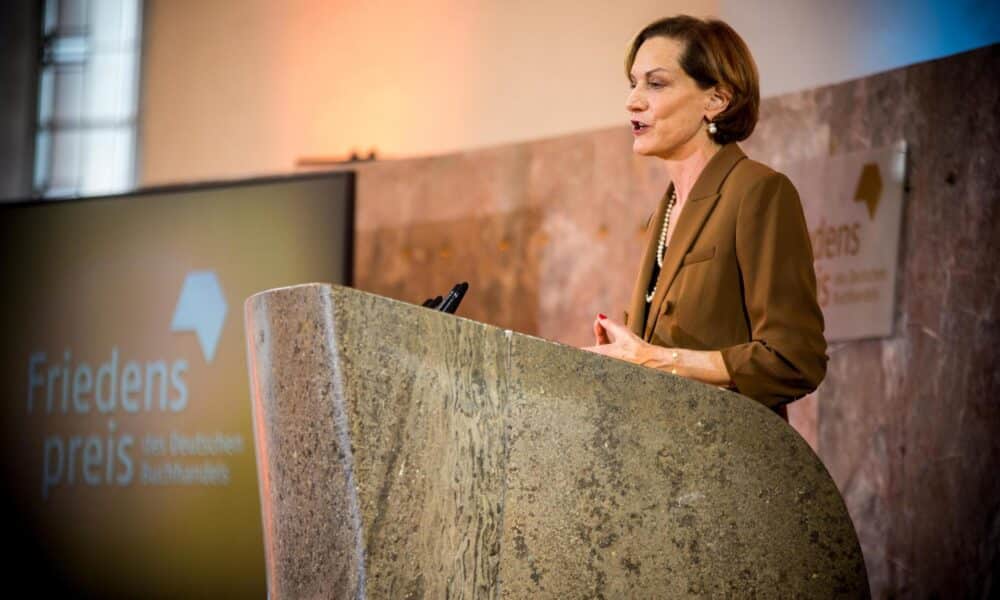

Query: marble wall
<box><xmin>352</xmin><ymin>44</ymin><xmax>999</xmax><ymax>598</ymax></box>
<box><xmin>353</xmin><ymin>128</ymin><xmax>669</xmax><ymax>347</ymax></box>
<box><xmin>743</xmin><ymin>44</ymin><xmax>1000</xmax><ymax>598</ymax></box>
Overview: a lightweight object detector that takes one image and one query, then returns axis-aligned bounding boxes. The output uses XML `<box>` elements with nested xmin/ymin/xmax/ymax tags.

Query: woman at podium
<box><xmin>584</xmin><ymin>15</ymin><xmax>827</xmax><ymax>413</ymax></box>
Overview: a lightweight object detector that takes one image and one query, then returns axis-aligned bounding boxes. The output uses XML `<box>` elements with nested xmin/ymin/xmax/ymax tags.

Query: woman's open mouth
<box><xmin>631</xmin><ymin>120</ymin><xmax>650</xmax><ymax>135</ymax></box>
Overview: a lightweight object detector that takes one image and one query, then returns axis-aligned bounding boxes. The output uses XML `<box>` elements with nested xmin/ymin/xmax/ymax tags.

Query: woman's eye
<box><xmin>648</xmin><ymin>80</ymin><xmax>665</xmax><ymax>88</ymax></box>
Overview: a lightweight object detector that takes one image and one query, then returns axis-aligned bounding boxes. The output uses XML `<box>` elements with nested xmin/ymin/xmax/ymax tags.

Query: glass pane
<box><xmin>38</xmin><ymin>68</ymin><xmax>55</xmax><ymax>124</ymax></box>
<box><xmin>34</xmin><ymin>131</ymin><xmax>53</xmax><ymax>191</ymax></box>
<box><xmin>53</xmin><ymin>66</ymin><xmax>85</xmax><ymax>125</ymax></box>
<box><xmin>49</xmin><ymin>130</ymin><xmax>83</xmax><ymax>192</ymax></box>
<box><xmin>83</xmin><ymin>52</ymin><xmax>137</xmax><ymax>122</ymax></box>
<box><xmin>57</xmin><ymin>0</ymin><xmax>89</xmax><ymax>34</ymax></box>
<box><xmin>80</xmin><ymin>127</ymin><xmax>133</xmax><ymax>195</ymax></box>
<box><xmin>119</xmin><ymin>0</ymin><xmax>142</xmax><ymax>47</ymax></box>
<box><xmin>49</xmin><ymin>35</ymin><xmax>90</xmax><ymax>64</ymax></box>
<box><xmin>44</xmin><ymin>0</ymin><xmax>59</xmax><ymax>36</ymax></box>
<box><xmin>90</xmin><ymin>0</ymin><xmax>125</xmax><ymax>48</ymax></box>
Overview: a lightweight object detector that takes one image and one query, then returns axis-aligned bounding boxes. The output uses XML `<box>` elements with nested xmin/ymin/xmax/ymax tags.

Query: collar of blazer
<box><xmin>627</xmin><ymin>143</ymin><xmax>748</xmax><ymax>340</ymax></box>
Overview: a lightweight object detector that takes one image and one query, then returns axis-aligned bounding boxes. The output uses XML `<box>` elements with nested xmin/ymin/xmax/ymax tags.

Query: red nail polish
<box><xmin>598</xmin><ymin>313</ymin><xmax>607</xmax><ymax>319</ymax></box>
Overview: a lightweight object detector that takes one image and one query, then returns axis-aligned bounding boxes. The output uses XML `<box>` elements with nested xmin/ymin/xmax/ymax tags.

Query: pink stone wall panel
<box><xmin>354</xmin><ymin>44</ymin><xmax>1000</xmax><ymax>598</ymax></box>
<box><xmin>355</xmin><ymin>129</ymin><xmax>669</xmax><ymax>348</ymax></box>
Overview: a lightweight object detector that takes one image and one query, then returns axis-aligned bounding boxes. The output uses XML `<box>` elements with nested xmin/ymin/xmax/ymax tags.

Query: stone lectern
<box><xmin>244</xmin><ymin>284</ymin><xmax>868</xmax><ymax>599</ymax></box>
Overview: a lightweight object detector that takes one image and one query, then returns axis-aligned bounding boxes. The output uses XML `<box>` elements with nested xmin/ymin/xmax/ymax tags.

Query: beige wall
<box><xmin>139</xmin><ymin>0</ymin><xmax>715</xmax><ymax>186</ymax></box>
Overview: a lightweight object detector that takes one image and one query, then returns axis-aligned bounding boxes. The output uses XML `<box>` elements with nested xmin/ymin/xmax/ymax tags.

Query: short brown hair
<box><xmin>626</xmin><ymin>15</ymin><xmax>760</xmax><ymax>144</ymax></box>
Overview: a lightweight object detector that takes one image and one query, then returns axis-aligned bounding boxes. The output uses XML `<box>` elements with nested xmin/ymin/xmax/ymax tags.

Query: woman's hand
<box><xmin>583</xmin><ymin>314</ymin><xmax>734</xmax><ymax>388</ymax></box>
<box><xmin>582</xmin><ymin>314</ymin><xmax>650</xmax><ymax>365</ymax></box>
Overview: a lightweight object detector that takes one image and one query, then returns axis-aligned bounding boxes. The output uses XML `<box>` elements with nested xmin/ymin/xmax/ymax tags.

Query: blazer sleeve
<box><xmin>719</xmin><ymin>172</ymin><xmax>828</xmax><ymax>408</ymax></box>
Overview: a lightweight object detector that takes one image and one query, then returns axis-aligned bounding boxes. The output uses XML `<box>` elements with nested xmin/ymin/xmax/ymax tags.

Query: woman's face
<box><xmin>627</xmin><ymin>36</ymin><xmax>716</xmax><ymax>159</ymax></box>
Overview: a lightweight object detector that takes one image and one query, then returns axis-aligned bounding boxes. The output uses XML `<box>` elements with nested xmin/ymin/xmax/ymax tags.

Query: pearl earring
<box><xmin>707</xmin><ymin>121</ymin><xmax>718</xmax><ymax>136</ymax></box>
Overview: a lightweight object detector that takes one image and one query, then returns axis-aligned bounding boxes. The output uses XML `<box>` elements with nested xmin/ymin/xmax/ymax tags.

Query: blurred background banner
<box><xmin>0</xmin><ymin>173</ymin><xmax>353</xmax><ymax>597</ymax></box>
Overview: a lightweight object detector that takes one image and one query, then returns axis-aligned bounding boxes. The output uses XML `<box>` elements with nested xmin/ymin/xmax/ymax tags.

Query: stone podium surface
<box><xmin>244</xmin><ymin>283</ymin><xmax>868</xmax><ymax>599</ymax></box>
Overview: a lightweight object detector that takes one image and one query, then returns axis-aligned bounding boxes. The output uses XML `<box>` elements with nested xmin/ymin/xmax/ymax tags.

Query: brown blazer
<box><xmin>625</xmin><ymin>143</ymin><xmax>827</xmax><ymax>408</ymax></box>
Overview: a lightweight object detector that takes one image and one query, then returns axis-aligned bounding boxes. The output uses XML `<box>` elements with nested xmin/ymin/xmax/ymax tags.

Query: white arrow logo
<box><xmin>170</xmin><ymin>271</ymin><xmax>228</xmax><ymax>363</ymax></box>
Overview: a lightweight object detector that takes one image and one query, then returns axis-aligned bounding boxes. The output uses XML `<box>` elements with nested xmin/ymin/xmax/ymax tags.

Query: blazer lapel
<box><xmin>643</xmin><ymin>144</ymin><xmax>747</xmax><ymax>341</ymax></box>
<box><xmin>626</xmin><ymin>186</ymin><xmax>672</xmax><ymax>336</ymax></box>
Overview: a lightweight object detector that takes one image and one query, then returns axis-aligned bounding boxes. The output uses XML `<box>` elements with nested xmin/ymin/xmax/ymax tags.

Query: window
<box><xmin>34</xmin><ymin>0</ymin><xmax>143</xmax><ymax>198</ymax></box>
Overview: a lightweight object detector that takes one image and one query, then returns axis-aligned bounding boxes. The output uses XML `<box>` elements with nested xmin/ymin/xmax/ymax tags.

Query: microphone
<box><xmin>437</xmin><ymin>282</ymin><xmax>468</xmax><ymax>314</ymax></box>
<box><xmin>421</xmin><ymin>295</ymin><xmax>443</xmax><ymax>308</ymax></box>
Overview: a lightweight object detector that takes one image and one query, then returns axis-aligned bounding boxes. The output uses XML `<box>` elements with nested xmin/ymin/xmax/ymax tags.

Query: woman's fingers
<box><xmin>596</xmin><ymin>314</ymin><xmax>632</xmax><ymax>343</ymax></box>
<box><xmin>593</xmin><ymin>316</ymin><xmax>610</xmax><ymax>345</ymax></box>
<box><xmin>589</xmin><ymin>314</ymin><xmax>643</xmax><ymax>363</ymax></box>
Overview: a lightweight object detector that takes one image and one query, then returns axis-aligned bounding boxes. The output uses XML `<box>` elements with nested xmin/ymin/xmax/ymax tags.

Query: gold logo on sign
<box><xmin>853</xmin><ymin>163</ymin><xmax>882</xmax><ymax>220</ymax></box>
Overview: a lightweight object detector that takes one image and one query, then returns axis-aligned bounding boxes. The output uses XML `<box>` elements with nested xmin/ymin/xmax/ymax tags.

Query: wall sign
<box><xmin>784</xmin><ymin>142</ymin><xmax>907</xmax><ymax>341</ymax></box>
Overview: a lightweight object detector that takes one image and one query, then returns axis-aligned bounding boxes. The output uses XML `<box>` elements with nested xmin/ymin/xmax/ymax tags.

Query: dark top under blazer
<box><xmin>625</xmin><ymin>143</ymin><xmax>828</xmax><ymax>408</ymax></box>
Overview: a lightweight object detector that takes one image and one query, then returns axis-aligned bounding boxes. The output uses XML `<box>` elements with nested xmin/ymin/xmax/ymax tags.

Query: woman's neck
<box><xmin>664</xmin><ymin>139</ymin><xmax>723</xmax><ymax>204</ymax></box>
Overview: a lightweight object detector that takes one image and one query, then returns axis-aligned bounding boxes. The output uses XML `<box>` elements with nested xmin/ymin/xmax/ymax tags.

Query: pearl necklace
<box><xmin>645</xmin><ymin>189</ymin><xmax>677</xmax><ymax>303</ymax></box>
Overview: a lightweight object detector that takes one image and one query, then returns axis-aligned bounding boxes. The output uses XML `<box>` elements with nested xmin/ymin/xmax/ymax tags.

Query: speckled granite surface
<box><xmin>245</xmin><ymin>283</ymin><xmax>867</xmax><ymax>598</ymax></box>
